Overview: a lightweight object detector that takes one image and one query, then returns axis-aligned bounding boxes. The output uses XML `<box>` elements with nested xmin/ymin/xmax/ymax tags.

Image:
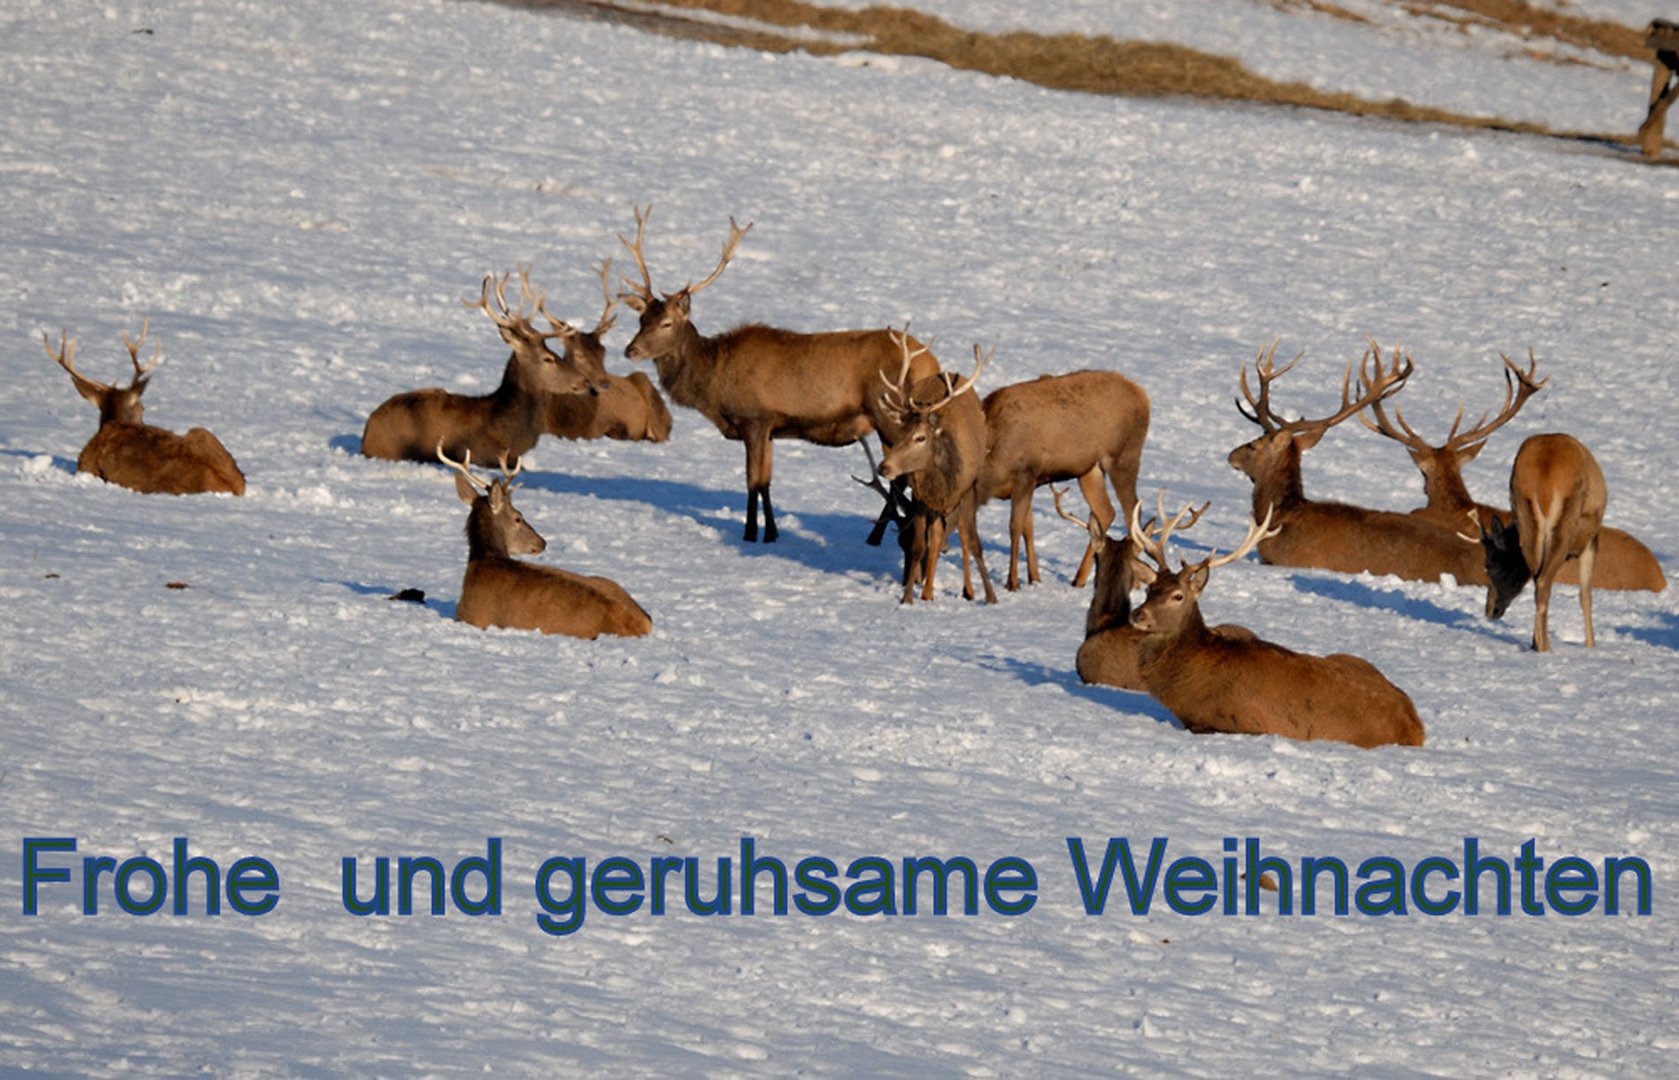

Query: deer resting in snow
<box><xmin>544</xmin><ymin>260</ymin><xmax>673</xmax><ymax>444</ymax></box>
<box><xmin>1127</xmin><ymin>500</ymin><xmax>1426</xmax><ymax>748</ymax></box>
<box><xmin>440</xmin><ymin>446</ymin><xmax>652</xmax><ymax>640</ymax></box>
<box><xmin>1360</xmin><ymin>346</ymin><xmax>1664</xmax><ymax>592</ymax></box>
<box><xmin>1472</xmin><ymin>433</ymin><xmax>1605</xmax><ymax>653</ymax></box>
<box><xmin>1061</xmin><ymin>490</ymin><xmax>1256</xmax><ymax>692</ymax></box>
<box><xmin>617</xmin><ymin>205</ymin><xmax>939</xmax><ymax>542</ymax></box>
<box><xmin>976</xmin><ymin>369</ymin><xmax>1150</xmax><ymax>591</ymax></box>
<box><xmin>877</xmin><ymin>336</ymin><xmax>997</xmax><ymax>604</ymax></box>
<box><xmin>1226</xmin><ymin>341</ymin><xmax>1485</xmax><ymax>583</ymax></box>
<box><xmin>362</xmin><ymin>269</ymin><xmax>607</xmax><ymax>463</ymax></box>
<box><xmin>45</xmin><ymin>321</ymin><xmax>245</xmax><ymax>496</ymax></box>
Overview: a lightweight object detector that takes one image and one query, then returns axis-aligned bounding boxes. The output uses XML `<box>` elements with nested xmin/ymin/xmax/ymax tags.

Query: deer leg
<box><xmin>920</xmin><ymin>516</ymin><xmax>949</xmax><ymax>602</ymax></box>
<box><xmin>742</xmin><ymin>427</ymin><xmax>777</xmax><ymax>542</ymax></box>
<box><xmin>1023</xmin><ymin>490</ymin><xmax>1042</xmax><ymax>585</ymax></box>
<box><xmin>1073</xmin><ymin>468</ymin><xmax>1116</xmax><ymax>587</ymax></box>
<box><xmin>959</xmin><ymin>505</ymin><xmax>997</xmax><ymax>604</ymax></box>
<box><xmin>1578</xmin><ymin>536</ymin><xmax>1598</xmax><ymax>648</ymax></box>
<box><xmin>1007</xmin><ymin>489</ymin><xmax>1032</xmax><ymax>591</ymax></box>
<box><xmin>1530</xmin><ymin>565</ymin><xmax>1554</xmax><ymax>652</ymax></box>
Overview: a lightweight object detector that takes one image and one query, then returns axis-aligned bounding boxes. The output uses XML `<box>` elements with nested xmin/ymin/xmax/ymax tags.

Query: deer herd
<box><xmin>41</xmin><ymin>208</ymin><xmax>1668</xmax><ymax>751</ymax></box>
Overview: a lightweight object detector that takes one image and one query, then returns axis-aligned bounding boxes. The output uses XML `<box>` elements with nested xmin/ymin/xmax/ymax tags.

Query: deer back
<box><xmin>977</xmin><ymin>370</ymin><xmax>1148</xmax><ymax>500</ymax></box>
<box><xmin>1131</xmin><ymin>561</ymin><xmax>1424</xmax><ymax>748</ymax></box>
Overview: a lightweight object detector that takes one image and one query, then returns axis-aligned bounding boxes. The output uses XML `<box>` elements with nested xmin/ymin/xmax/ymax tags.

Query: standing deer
<box><xmin>877</xmin><ymin>337</ymin><xmax>997</xmax><ymax>604</ymax></box>
<box><xmin>976</xmin><ymin>369</ymin><xmax>1150</xmax><ymax>591</ymax></box>
<box><xmin>439</xmin><ymin>446</ymin><xmax>652</xmax><ymax>639</ymax></box>
<box><xmin>1226</xmin><ymin>341</ymin><xmax>1485</xmax><ymax>583</ymax></box>
<box><xmin>1473</xmin><ymin>433</ymin><xmax>1606</xmax><ymax>652</ymax></box>
<box><xmin>1126</xmin><ymin>500</ymin><xmax>1426</xmax><ymax>748</ymax></box>
<box><xmin>45</xmin><ymin>321</ymin><xmax>245</xmax><ymax>496</ymax></box>
<box><xmin>361</xmin><ymin>269</ymin><xmax>608</xmax><ymax>463</ymax></box>
<box><xmin>616</xmin><ymin>205</ymin><xmax>940</xmax><ymax>542</ymax></box>
<box><xmin>1361</xmin><ymin>346</ymin><xmax>1665</xmax><ymax>592</ymax></box>
<box><xmin>544</xmin><ymin>260</ymin><xmax>673</xmax><ymax>444</ymax></box>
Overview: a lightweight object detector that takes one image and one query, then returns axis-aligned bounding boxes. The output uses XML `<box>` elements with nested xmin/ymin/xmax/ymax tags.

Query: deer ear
<box><xmin>1185</xmin><ymin>562</ymin><xmax>1211</xmax><ymax>595</ymax></box>
<box><xmin>1130</xmin><ymin>558</ymin><xmax>1157</xmax><ymax>587</ymax></box>
<box><xmin>455</xmin><ymin>471</ymin><xmax>479</xmax><ymax>505</ymax></box>
<box><xmin>672</xmin><ymin>292</ymin><xmax>691</xmax><ymax>317</ymax></box>
<box><xmin>620</xmin><ymin>294</ymin><xmax>649</xmax><ymax>315</ymax></box>
<box><xmin>1457</xmin><ymin>440</ymin><xmax>1487</xmax><ymax>463</ymax></box>
<box><xmin>1292</xmin><ymin>427</ymin><xmax>1327</xmax><ymax>452</ymax></box>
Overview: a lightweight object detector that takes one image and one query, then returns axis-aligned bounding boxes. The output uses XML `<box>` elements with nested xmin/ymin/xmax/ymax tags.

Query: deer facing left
<box><xmin>440</xmin><ymin>445</ymin><xmax>652</xmax><ymax>640</ymax></box>
<box><xmin>46</xmin><ymin>320</ymin><xmax>245</xmax><ymax>496</ymax></box>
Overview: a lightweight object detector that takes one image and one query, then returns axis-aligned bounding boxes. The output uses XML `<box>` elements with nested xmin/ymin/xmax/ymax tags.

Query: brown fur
<box><xmin>619</xmin><ymin>209</ymin><xmax>939</xmax><ymax>542</ymax></box>
<box><xmin>1131</xmin><ymin>560</ymin><xmax>1424</xmax><ymax>749</ymax></box>
<box><xmin>447</xmin><ymin>456</ymin><xmax>652</xmax><ymax>640</ymax></box>
<box><xmin>1478</xmin><ymin>433</ymin><xmax>1606</xmax><ymax>652</ymax></box>
<box><xmin>1228</xmin><ymin>343</ymin><xmax>1484</xmax><ymax>583</ymax></box>
<box><xmin>879</xmin><ymin>363</ymin><xmax>996</xmax><ymax>604</ymax></box>
<box><xmin>362</xmin><ymin>272</ymin><xmax>608</xmax><ymax>463</ymax></box>
<box><xmin>976</xmin><ymin>370</ymin><xmax>1149</xmax><ymax>590</ymax></box>
<box><xmin>547</xmin><ymin>369</ymin><xmax>673</xmax><ymax>443</ymax></box>
<box><xmin>47</xmin><ymin>326</ymin><xmax>244</xmax><ymax>497</ymax></box>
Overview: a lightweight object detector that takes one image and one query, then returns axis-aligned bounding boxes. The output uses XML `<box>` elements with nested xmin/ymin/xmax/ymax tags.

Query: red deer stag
<box><xmin>45</xmin><ymin>321</ymin><xmax>245</xmax><ymax>496</ymax></box>
<box><xmin>877</xmin><ymin>336</ymin><xmax>997</xmax><ymax>604</ymax></box>
<box><xmin>1060</xmin><ymin>489</ymin><xmax>1253</xmax><ymax>691</ymax></box>
<box><xmin>362</xmin><ymin>269</ymin><xmax>607</xmax><ymax>463</ymax></box>
<box><xmin>1126</xmin><ymin>500</ymin><xmax>1426</xmax><ymax>748</ymax></box>
<box><xmin>1361</xmin><ymin>346</ymin><xmax>1664</xmax><ymax>592</ymax></box>
<box><xmin>976</xmin><ymin>369</ymin><xmax>1150</xmax><ymax>591</ymax></box>
<box><xmin>1226</xmin><ymin>341</ymin><xmax>1485</xmax><ymax>583</ymax></box>
<box><xmin>1472</xmin><ymin>433</ymin><xmax>1606</xmax><ymax>652</ymax></box>
<box><xmin>617</xmin><ymin>205</ymin><xmax>940</xmax><ymax>542</ymax></box>
<box><xmin>439</xmin><ymin>445</ymin><xmax>652</xmax><ymax>639</ymax></box>
<box><xmin>545</xmin><ymin>261</ymin><xmax>673</xmax><ymax>444</ymax></box>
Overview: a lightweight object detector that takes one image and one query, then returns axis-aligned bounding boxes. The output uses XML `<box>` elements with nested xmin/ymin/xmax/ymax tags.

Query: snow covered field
<box><xmin>2</xmin><ymin>0</ymin><xmax>1676</xmax><ymax>1073</ymax></box>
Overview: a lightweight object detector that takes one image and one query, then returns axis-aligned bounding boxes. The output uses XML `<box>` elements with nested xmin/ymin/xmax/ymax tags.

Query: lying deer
<box><xmin>439</xmin><ymin>446</ymin><xmax>652</xmax><ymax>639</ymax></box>
<box><xmin>1127</xmin><ymin>500</ymin><xmax>1426</xmax><ymax>748</ymax></box>
<box><xmin>544</xmin><ymin>260</ymin><xmax>672</xmax><ymax>444</ymax></box>
<box><xmin>362</xmin><ymin>269</ymin><xmax>607</xmax><ymax>463</ymax></box>
<box><xmin>1060</xmin><ymin>489</ymin><xmax>1252</xmax><ymax>691</ymax></box>
<box><xmin>1472</xmin><ymin>433</ymin><xmax>1605</xmax><ymax>652</ymax></box>
<box><xmin>976</xmin><ymin>369</ymin><xmax>1150</xmax><ymax>591</ymax></box>
<box><xmin>1361</xmin><ymin>346</ymin><xmax>1664</xmax><ymax>592</ymax></box>
<box><xmin>877</xmin><ymin>337</ymin><xmax>997</xmax><ymax>604</ymax></box>
<box><xmin>617</xmin><ymin>205</ymin><xmax>939</xmax><ymax>542</ymax></box>
<box><xmin>1227</xmin><ymin>341</ymin><xmax>1485</xmax><ymax>583</ymax></box>
<box><xmin>45</xmin><ymin>321</ymin><xmax>245</xmax><ymax>496</ymax></box>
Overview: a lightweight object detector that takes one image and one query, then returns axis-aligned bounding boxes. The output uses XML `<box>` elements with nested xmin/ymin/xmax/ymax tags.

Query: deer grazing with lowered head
<box><xmin>1059</xmin><ymin>489</ymin><xmax>1254</xmax><ymax>691</ymax></box>
<box><xmin>876</xmin><ymin>335</ymin><xmax>997</xmax><ymax>604</ymax></box>
<box><xmin>439</xmin><ymin>445</ymin><xmax>652</xmax><ymax>639</ymax></box>
<box><xmin>45</xmin><ymin>321</ymin><xmax>245</xmax><ymax>496</ymax></box>
<box><xmin>1471</xmin><ymin>433</ymin><xmax>1606</xmax><ymax>652</ymax></box>
<box><xmin>362</xmin><ymin>268</ymin><xmax>608</xmax><ymax>463</ymax></box>
<box><xmin>544</xmin><ymin>260</ymin><xmax>673</xmax><ymax>444</ymax></box>
<box><xmin>976</xmin><ymin>368</ymin><xmax>1150</xmax><ymax>591</ymax></box>
<box><xmin>1360</xmin><ymin>346</ymin><xmax>1665</xmax><ymax>592</ymax></box>
<box><xmin>616</xmin><ymin>205</ymin><xmax>940</xmax><ymax>542</ymax></box>
<box><xmin>1125</xmin><ymin>499</ymin><xmax>1426</xmax><ymax>748</ymax></box>
<box><xmin>1226</xmin><ymin>341</ymin><xmax>1485</xmax><ymax>583</ymax></box>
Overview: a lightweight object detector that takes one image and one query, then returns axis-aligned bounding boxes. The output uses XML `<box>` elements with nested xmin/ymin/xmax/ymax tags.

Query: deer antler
<box><xmin>1126</xmin><ymin>491</ymin><xmax>1211</xmax><ymax>571</ymax></box>
<box><xmin>1235</xmin><ymin>339</ymin><xmax>1303</xmax><ymax>432</ymax></box>
<box><xmin>120</xmin><ymin>317</ymin><xmax>162</xmax><ymax>382</ymax></box>
<box><xmin>437</xmin><ymin>441</ymin><xmax>489</xmax><ymax>494</ymax></box>
<box><xmin>1361</xmin><ymin>343</ymin><xmax>1546</xmax><ymax>458</ymax></box>
<box><xmin>923</xmin><ymin>344</ymin><xmax>989</xmax><ymax>416</ymax></box>
<box><xmin>880</xmin><ymin>324</ymin><xmax>927</xmax><ymax>417</ymax></box>
<box><xmin>591</xmin><ymin>259</ymin><xmax>620</xmax><ymax>338</ymax></box>
<box><xmin>684</xmin><ymin>216</ymin><xmax>752</xmax><ymax>296</ymax></box>
<box><xmin>1357</xmin><ymin>340</ymin><xmax>1431</xmax><ymax>451</ymax></box>
<box><xmin>1204</xmin><ymin>503</ymin><xmax>1280</xmax><ymax>571</ymax></box>
<box><xmin>617</xmin><ymin>203</ymin><xmax>656</xmax><ymax>302</ymax></box>
<box><xmin>850</xmin><ymin>438</ymin><xmax>913</xmax><ymax>519</ymax></box>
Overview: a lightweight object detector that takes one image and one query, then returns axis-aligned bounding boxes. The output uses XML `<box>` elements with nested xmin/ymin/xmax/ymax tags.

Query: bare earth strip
<box><xmin>491</xmin><ymin>0</ymin><xmax>1671</xmax><ymax>158</ymax></box>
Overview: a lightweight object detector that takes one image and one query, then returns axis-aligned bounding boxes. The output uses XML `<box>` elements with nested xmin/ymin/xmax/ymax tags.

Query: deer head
<box><xmin>46</xmin><ymin>319</ymin><xmax>162</xmax><ymax>427</ymax></box>
<box><xmin>617</xmin><ymin>204</ymin><xmax>753</xmax><ymax>362</ymax></box>
<box><xmin>1227</xmin><ymin>339</ymin><xmax>1413</xmax><ymax>490</ymax></box>
<box><xmin>438</xmin><ymin>443</ymin><xmax>544</xmax><ymax>559</ymax></box>
<box><xmin>465</xmin><ymin>267</ymin><xmax>604</xmax><ymax>396</ymax></box>
<box><xmin>1128</xmin><ymin>501</ymin><xmax>1280</xmax><ymax>637</ymax></box>
<box><xmin>877</xmin><ymin>334</ymin><xmax>987</xmax><ymax>481</ymax></box>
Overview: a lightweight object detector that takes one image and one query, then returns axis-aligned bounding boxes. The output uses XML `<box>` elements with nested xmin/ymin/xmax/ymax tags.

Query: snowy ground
<box><xmin>2</xmin><ymin>0</ymin><xmax>1676</xmax><ymax>1074</ymax></box>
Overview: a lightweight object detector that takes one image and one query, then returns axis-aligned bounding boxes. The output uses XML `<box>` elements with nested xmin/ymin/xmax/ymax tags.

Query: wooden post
<box><xmin>1641</xmin><ymin>20</ymin><xmax>1679</xmax><ymax>161</ymax></box>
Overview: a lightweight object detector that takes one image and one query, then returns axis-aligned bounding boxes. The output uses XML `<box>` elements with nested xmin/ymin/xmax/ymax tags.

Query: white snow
<box><xmin>2</xmin><ymin>0</ymin><xmax>1676</xmax><ymax>1074</ymax></box>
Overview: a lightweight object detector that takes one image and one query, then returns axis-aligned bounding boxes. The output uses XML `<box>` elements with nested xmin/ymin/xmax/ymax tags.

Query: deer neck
<box><xmin>650</xmin><ymin>324</ymin><xmax>722</xmax><ymax>410</ymax></box>
<box><xmin>1249</xmin><ymin>441</ymin><xmax>1307</xmax><ymax>518</ymax></box>
<box><xmin>1419</xmin><ymin>455</ymin><xmax>1476</xmax><ymax>515</ymax></box>
<box><xmin>465</xmin><ymin>500</ymin><xmax>512</xmax><ymax>563</ymax></box>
